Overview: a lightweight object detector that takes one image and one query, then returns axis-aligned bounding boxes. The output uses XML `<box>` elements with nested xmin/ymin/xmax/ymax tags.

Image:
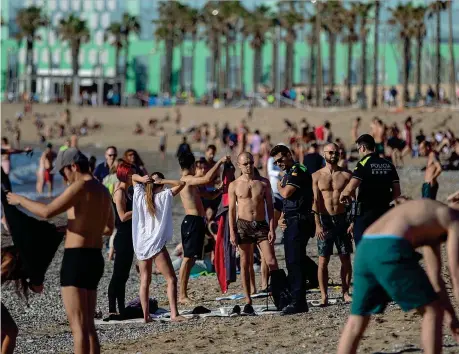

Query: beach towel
<box><xmin>214</xmin><ymin>162</ymin><xmax>236</xmax><ymax>293</ymax></box>
<box><xmin>1</xmin><ymin>169</ymin><xmax>64</xmax><ymax>286</ymax></box>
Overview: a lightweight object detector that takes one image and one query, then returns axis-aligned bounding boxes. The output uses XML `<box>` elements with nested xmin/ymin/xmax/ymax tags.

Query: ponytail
<box><xmin>145</xmin><ymin>172</ymin><xmax>165</xmax><ymax>217</ymax></box>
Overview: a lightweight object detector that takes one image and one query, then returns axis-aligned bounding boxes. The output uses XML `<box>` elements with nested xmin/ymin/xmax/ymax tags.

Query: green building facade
<box><xmin>1</xmin><ymin>0</ymin><xmax>459</xmax><ymax>101</ymax></box>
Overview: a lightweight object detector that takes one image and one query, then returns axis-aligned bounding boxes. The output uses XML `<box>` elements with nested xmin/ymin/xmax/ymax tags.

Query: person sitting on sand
<box><xmin>337</xmin><ymin>195</ymin><xmax>459</xmax><ymax>354</ymax></box>
<box><xmin>132</xmin><ymin>172</ymin><xmax>186</xmax><ymax>322</ymax></box>
<box><xmin>133</xmin><ymin>123</ymin><xmax>144</xmax><ymax>135</ymax></box>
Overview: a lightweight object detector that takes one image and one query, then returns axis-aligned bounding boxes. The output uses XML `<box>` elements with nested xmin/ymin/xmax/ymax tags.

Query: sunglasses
<box><xmin>274</xmin><ymin>156</ymin><xmax>286</xmax><ymax>165</ymax></box>
<box><xmin>107</xmin><ymin>154</ymin><xmax>117</xmax><ymax>157</ymax></box>
<box><xmin>241</xmin><ymin>161</ymin><xmax>254</xmax><ymax>166</ymax></box>
<box><xmin>324</xmin><ymin>151</ymin><xmax>339</xmax><ymax>155</ymax></box>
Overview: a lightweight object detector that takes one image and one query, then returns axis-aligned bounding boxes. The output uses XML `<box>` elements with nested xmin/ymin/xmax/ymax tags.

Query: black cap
<box><xmin>355</xmin><ymin>134</ymin><xmax>375</xmax><ymax>146</ymax></box>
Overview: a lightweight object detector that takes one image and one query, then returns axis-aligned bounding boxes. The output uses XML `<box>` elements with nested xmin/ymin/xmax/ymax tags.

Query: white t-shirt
<box><xmin>132</xmin><ymin>184</ymin><xmax>173</xmax><ymax>260</ymax></box>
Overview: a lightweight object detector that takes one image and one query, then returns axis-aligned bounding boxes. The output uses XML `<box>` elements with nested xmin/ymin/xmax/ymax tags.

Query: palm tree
<box><xmin>121</xmin><ymin>13</ymin><xmax>140</xmax><ymax>104</ymax></box>
<box><xmin>278</xmin><ymin>7</ymin><xmax>303</xmax><ymax>89</ymax></box>
<box><xmin>105</xmin><ymin>22</ymin><xmax>124</xmax><ymax>89</ymax></box>
<box><xmin>354</xmin><ymin>2</ymin><xmax>374</xmax><ymax>109</ymax></box>
<box><xmin>58</xmin><ymin>14</ymin><xmax>90</xmax><ymax>104</ymax></box>
<box><xmin>16</xmin><ymin>6</ymin><xmax>47</xmax><ymax>94</ymax></box>
<box><xmin>314</xmin><ymin>2</ymin><xmax>323</xmax><ymax>106</ymax></box>
<box><xmin>371</xmin><ymin>1</ymin><xmax>380</xmax><ymax>108</ymax></box>
<box><xmin>321</xmin><ymin>1</ymin><xmax>344</xmax><ymax>91</ymax></box>
<box><xmin>389</xmin><ymin>3</ymin><xmax>416</xmax><ymax>106</ymax></box>
<box><xmin>428</xmin><ymin>1</ymin><xmax>448</xmax><ymax>102</ymax></box>
<box><xmin>342</xmin><ymin>7</ymin><xmax>358</xmax><ymax>105</ymax></box>
<box><xmin>155</xmin><ymin>1</ymin><xmax>182</xmax><ymax>95</ymax></box>
<box><xmin>244</xmin><ymin>5</ymin><xmax>272</xmax><ymax>93</ymax></box>
<box><xmin>412</xmin><ymin>6</ymin><xmax>428</xmax><ymax>102</ymax></box>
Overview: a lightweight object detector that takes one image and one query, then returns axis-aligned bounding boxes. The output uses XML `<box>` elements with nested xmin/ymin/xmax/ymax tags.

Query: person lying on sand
<box><xmin>337</xmin><ymin>196</ymin><xmax>459</xmax><ymax>354</ymax></box>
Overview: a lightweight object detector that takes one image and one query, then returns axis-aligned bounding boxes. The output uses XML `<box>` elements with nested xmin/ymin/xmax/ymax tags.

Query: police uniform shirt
<box><xmin>281</xmin><ymin>163</ymin><xmax>313</xmax><ymax>215</ymax></box>
<box><xmin>352</xmin><ymin>152</ymin><xmax>399</xmax><ymax>209</ymax></box>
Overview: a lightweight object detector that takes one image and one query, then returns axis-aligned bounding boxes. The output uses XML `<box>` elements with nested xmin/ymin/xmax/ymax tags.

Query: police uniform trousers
<box><xmin>353</xmin><ymin>206</ymin><xmax>390</xmax><ymax>246</ymax></box>
<box><xmin>283</xmin><ymin>213</ymin><xmax>314</xmax><ymax>307</ymax></box>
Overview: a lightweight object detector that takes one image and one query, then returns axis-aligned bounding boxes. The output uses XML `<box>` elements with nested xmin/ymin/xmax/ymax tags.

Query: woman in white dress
<box><xmin>132</xmin><ymin>172</ymin><xmax>186</xmax><ymax>322</ymax></box>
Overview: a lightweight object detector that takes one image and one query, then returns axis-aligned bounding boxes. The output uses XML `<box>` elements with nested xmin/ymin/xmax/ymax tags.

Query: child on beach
<box><xmin>132</xmin><ymin>172</ymin><xmax>187</xmax><ymax>322</ymax></box>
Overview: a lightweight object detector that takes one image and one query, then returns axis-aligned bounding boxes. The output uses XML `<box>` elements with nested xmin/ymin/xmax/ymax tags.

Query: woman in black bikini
<box><xmin>107</xmin><ymin>161</ymin><xmax>135</xmax><ymax>319</ymax></box>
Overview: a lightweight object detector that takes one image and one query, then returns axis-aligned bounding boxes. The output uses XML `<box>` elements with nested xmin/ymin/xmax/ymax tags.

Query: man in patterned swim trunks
<box><xmin>312</xmin><ymin>143</ymin><xmax>353</xmax><ymax>306</ymax></box>
<box><xmin>228</xmin><ymin>152</ymin><xmax>279</xmax><ymax>315</ymax></box>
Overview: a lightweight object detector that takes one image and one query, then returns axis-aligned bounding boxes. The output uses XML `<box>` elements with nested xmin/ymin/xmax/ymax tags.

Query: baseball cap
<box><xmin>51</xmin><ymin>148</ymin><xmax>88</xmax><ymax>174</ymax></box>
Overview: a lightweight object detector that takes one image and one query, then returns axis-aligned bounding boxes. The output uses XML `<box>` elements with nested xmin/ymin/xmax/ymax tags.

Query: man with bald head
<box><xmin>228</xmin><ymin>152</ymin><xmax>279</xmax><ymax>314</ymax></box>
<box><xmin>312</xmin><ymin>143</ymin><xmax>353</xmax><ymax>306</ymax></box>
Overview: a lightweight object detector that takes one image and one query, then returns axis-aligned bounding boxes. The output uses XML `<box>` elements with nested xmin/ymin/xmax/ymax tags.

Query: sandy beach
<box><xmin>1</xmin><ymin>103</ymin><xmax>459</xmax><ymax>353</ymax></box>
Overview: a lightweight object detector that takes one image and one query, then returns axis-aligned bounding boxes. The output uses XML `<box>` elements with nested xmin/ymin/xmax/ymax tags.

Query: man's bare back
<box><xmin>179</xmin><ymin>177</ymin><xmax>206</xmax><ymax>216</ymax></box>
<box><xmin>65</xmin><ymin>179</ymin><xmax>113</xmax><ymax>248</ymax></box>
<box><xmin>365</xmin><ymin>199</ymin><xmax>458</xmax><ymax>247</ymax></box>
<box><xmin>41</xmin><ymin>150</ymin><xmax>56</xmax><ymax>170</ymax></box>
<box><xmin>313</xmin><ymin>167</ymin><xmax>352</xmax><ymax>215</ymax></box>
<box><xmin>425</xmin><ymin>152</ymin><xmax>442</xmax><ymax>184</ymax></box>
<box><xmin>231</xmin><ymin>176</ymin><xmax>269</xmax><ymax>221</ymax></box>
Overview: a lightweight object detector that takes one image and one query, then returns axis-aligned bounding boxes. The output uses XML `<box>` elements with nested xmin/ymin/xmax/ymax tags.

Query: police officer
<box><xmin>340</xmin><ymin>134</ymin><xmax>401</xmax><ymax>245</ymax></box>
<box><xmin>270</xmin><ymin>144</ymin><xmax>314</xmax><ymax>315</ymax></box>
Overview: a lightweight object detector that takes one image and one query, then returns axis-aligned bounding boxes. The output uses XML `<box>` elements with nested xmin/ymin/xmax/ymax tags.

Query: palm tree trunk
<box><xmin>402</xmin><ymin>36</ymin><xmax>411</xmax><ymax>106</ymax></box>
<box><xmin>308</xmin><ymin>38</ymin><xmax>315</xmax><ymax>98</ymax></box>
<box><xmin>180</xmin><ymin>41</ymin><xmax>185</xmax><ymax>92</ymax></box>
<box><xmin>115</xmin><ymin>46</ymin><xmax>121</xmax><ymax>95</ymax></box>
<box><xmin>315</xmin><ymin>7</ymin><xmax>323</xmax><ymax>107</ymax></box>
<box><xmin>253</xmin><ymin>46</ymin><xmax>261</xmax><ymax>92</ymax></box>
<box><xmin>26</xmin><ymin>38</ymin><xmax>33</xmax><ymax>95</ymax></box>
<box><xmin>72</xmin><ymin>44</ymin><xmax>80</xmax><ymax>105</ymax></box>
<box><xmin>328</xmin><ymin>33</ymin><xmax>336</xmax><ymax>90</ymax></box>
<box><xmin>360</xmin><ymin>29</ymin><xmax>368</xmax><ymax>109</ymax></box>
<box><xmin>215</xmin><ymin>37</ymin><xmax>221</xmax><ymax>98</ymax></box>
<box><xmin>272</xmin><ymin>31</ymin><xmax>278</xmax><ymax>95</ymax></box>
<box><xmin>123</xmin><ymin>39</ymin><xmax>129</xmax><ymax>106</ymax></box>
<box><xmin>371</xmin><ymin>0</ymin><xmax>381</xmax><ymax>107</ymax></box>
<box><xmin>347</xmin><ymin>41</ymin><xmax>353</xmax><ymax>104</ymax></box>
<box><xmin>191</xmin><ymin>34</ymin><xmax>196</xmax><ymax>94</ymax></box>
<box><xmin>225</xmin><ymin>35</ymin><xmax>231</xmax><ymax>90</ymax></box>
<box><xmin>372</xmin><ymin>1</ymin><xmax>380</xmax><ymax>107</ymax></box>
<box><xmin>415</xmin><ymin>36</ymin><xmax>423</xmax><ymax>101</ymax></box>
<box><xmin>448</xmin><ymin>3</ymin><xmax>456</xmax><ymax>105</ymax></box>
<box><xmin>240</xmin><ymin>37</ymin><xmax>245</xmax><ymax>95</ymax></box>
<box><xmin>436</xmin><ymin>9</ymin><xmax>441</xmax><ymax>102</ymax></box>
<box><xmin>164</xmin><ymin>38</ymin><xmax>174</xmax><ymax>94</ymax></box>
<box><xmin>285</xmin><ymin>34</ymin><xmax>294</xmax><ymax>88</ymax></box>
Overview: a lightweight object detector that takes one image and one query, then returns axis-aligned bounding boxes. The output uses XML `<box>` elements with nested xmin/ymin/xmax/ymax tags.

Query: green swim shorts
<box><xmin>351</xmin><ymin>235</ymin><xmax>437</xmax><ymax>316</ymax></box>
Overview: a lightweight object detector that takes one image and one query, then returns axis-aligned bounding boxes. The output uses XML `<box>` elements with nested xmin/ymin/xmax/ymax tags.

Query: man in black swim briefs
<box><xmin>7</xmin><ymin>148</ymin><xmax>114</xmax><ymax>354</ymax></box>
<box><xmin>177</xmin><ymin>152</ymin><xmax>230</xmax><ymax>304</ymax></box>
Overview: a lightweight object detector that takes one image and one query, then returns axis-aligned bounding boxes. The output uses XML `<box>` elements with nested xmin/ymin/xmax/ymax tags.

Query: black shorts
<box><xmin>181</xmin><ymin>215</ymin><xmax>206</xmax><ymax>259</ymax></box>
<box><xmin>1</xmin><ymin>303</ymin><xmax>17</xmax><ymax>333</ymax></box>
<box><xmin>160</xmin><ymin>145</ymin><xmax>166</xmax><ymax>152</ymax></box>
<box><xmin>60</xmin><ymin>248</ymin><xmax>104</xmax><ymax>290</ymax></box>
<box><xmin>202</xmin><ymin>195</ymin><xmax>222</xmax><ymax>213</ymax></box>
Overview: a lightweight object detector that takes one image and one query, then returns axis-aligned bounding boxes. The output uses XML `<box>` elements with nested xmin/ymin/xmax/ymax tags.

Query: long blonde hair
<box><xmin>145</xmin><ymin>172</ymin><xmax>165</xmax><ymax>217</ymax></box>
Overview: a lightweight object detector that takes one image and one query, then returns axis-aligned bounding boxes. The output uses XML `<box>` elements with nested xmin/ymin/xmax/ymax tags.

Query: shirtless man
<box><xmin>351</xmin><ymin>117</ymin><xmax>361</xmax><ymax>143</ymax></box>
<box><xmin>228</xmin><ymin>152</ymin><xmax>279</xmax><ymax>314</ymax></box>
<box><xmin>37</xmin><ymin>143</ymin><xmax>57</xmax><ymax>197</ymax></box>
<box><xmin>178</xmin><ymin>152</ymin><xmax>229</xmax><ymax>303</ymax></box>
<box><xmin>312</xmin><ymin>143</ymin><xmax>353</xmax><ymax>306</ymax></box>
<box><xmin>337</xmin><ymin>196</ymin><xmax>459</xmax><ymax>354</ymax></box>
<box><xmin>7</xmin><ymin>148</ymin><xmax>114</xmax><ymax>354</ymax></box>
<box><xmin>420</xmin><ymin>141</ymin><xmax>442</xmax><ymax>200</ymax></box>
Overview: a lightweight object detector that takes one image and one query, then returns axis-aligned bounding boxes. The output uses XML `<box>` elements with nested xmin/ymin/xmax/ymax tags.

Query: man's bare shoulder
<box><xmin>312</xmin><ymin>169</ymin><xmax>323</xmax><ymax>180</ymax></box>
<box><xmin>338</xmin><ymin>168</ymin><xmax>353</xmax><ymax>177</ymax></box>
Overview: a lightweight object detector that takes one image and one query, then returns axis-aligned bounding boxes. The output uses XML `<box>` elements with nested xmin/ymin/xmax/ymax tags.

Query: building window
<box><xmin>230</xmin><ymin>56</ymin><xmax>240</xmax><ymax>89</ymax></box>
<box><xmin>65</xmin><ymin>49</ymin><xmax>71</xmax><ymax>64</ymax></box>
<box><xmin>60</xmin><ymin>0</ymin><xmax>69</xmax><ymax>12</ymax></box>
<box><xmin>84</xmin><ymin>0</ymin><xmax>92</xmax><ymax>12</ymax></box>
<box><xmin>101</xmin><ymin>13</ymin><xmax>110</xmax><ymax>28</ymax></box>
<box><xmin>72</xmin><ymin>0</ymin><xmax>81</xmax><ymax>12</ymax></box>
<box><xmin>49</xmin><ymin>0</ymin><xmax>57</xmax><ymax>11</ymax></box>
<box><xmin>79</xmin><ymin>50</ymin><xmax>85</xmax><ymax>66</ymax></box>
<box><xmin>41</xmin><ymin>49</ymin><xmax>49</xmax><ymax>64</ymax></box>
<box><xmin>107</xmin><ymin>0</ymin><xmax>117</xmax><ymax>11</ymax></box>
<box><xmin>53</xmin><ymin>13</ymin><xmax>63</xmax><ymax>27</ymax></box>
<box><xmin>95</xmin><ymin>31</ymin><xmax>104</xmax><ymax>46</ymax></box>
<box><xmin>52</xmin><ymin>49</ymin><xmax>61</xmax><ymax>66</ymax></box>
<box><xmin>101</xmin><ymin>49</ymin><xmax>109</xmax><ymax>65</ymax></box>
<box><xmin>96</xmin><ymin>0</ymin><xmax>105</xmax><ymax>11</ymax></box>
<box><xmin>88</xmin><ymin>49</ymin><xmax>97</xmax><ymax>65</ymax></box>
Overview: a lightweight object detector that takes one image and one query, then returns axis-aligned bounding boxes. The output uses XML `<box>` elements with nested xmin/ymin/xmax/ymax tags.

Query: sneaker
<box><xmin>242</xmin><ymin>304</ymin><xmax>255</xmax><ymax>315</ymax></box>
<box><xmin>281</xmin><ymin>303</ymin><xmax>309</xmax><ymax>316</ymax></box>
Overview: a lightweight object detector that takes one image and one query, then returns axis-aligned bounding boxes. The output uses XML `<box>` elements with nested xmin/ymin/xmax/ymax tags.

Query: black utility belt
<box><xmin>284</xmin><ymin>212</ymin><xmax>312</xmax><ymax>221</ymax></box>
<box><xmin>347</xmin><ymin>202</ymin><xmax>389</xmax><ymax>218</ymax></box>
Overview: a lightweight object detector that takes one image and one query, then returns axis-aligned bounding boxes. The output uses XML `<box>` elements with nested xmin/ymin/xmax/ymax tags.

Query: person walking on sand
<box><xmin>158</xmin><ymin>127</ymin><xmax>167</xmax><ymax>160</ymax></box>
<box><xmin>337</xmin><ymin>197</ymin><xmax>459</xmax><ymax>354</ymax></box>
<box><xmin>419</xmin><ymin>141</ymin><xmax>442</xmax><ymax>200</ymax></box>
<box><xmin>177</xmin><ymin>152</ymin><xmax>230</xmax><ymax>303</ymax></box>
<box><xmin>107</xmin><ymin>161</ymin><xmax>135</xmax><ymax>319</ymax></box>
<box><xmin>38</xmin><ymin>143</ymin><xmax>57</xmax><ymax>197</ymax></box>
<box><xmin>312</xmin><ymin>143</ymin><xmax>353</xmax><ymax>306</ymax></box>
<box><xmin>132</xmin><ymin>172</ymin><xmax>186</xmax><ymax>322</ymax></box>
<box><xmin>228</xmin><ymin>152</ymin><xmax>279</xmax><ymax>315</ymax></box>
<box><xmin>351</xmin><ymin>117</ymin><xmax>361</xmax><ymax>143</ymax></box>
<box><xmin>7</xmin><ymin>148</ymin><xmax>114</xmax><ymax>354</ymax></box>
